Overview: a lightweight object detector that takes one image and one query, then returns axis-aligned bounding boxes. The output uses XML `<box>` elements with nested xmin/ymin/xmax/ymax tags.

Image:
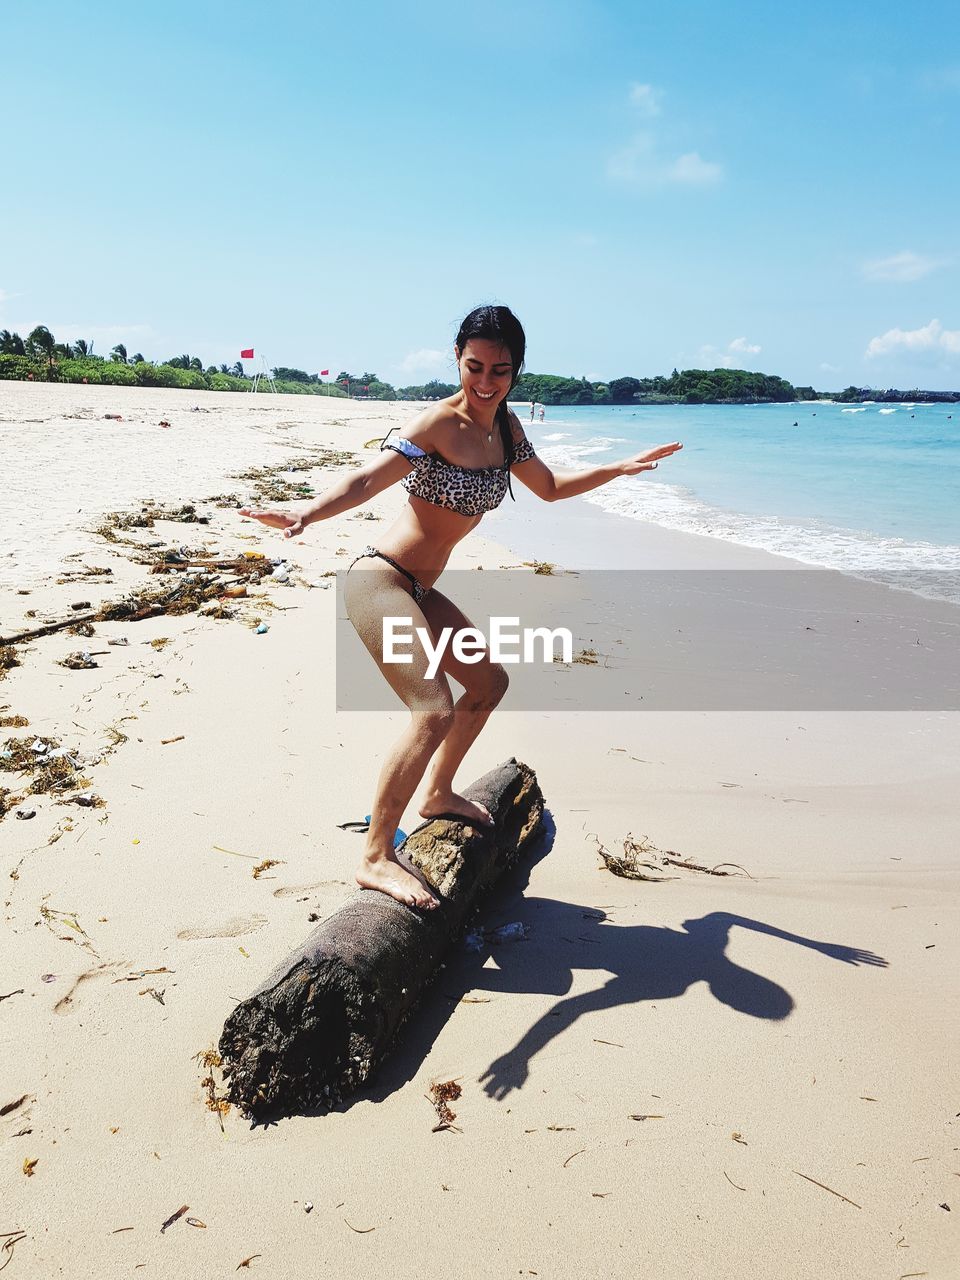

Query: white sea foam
<box><xmin>841</xmin><ymin>406</ymin><xmax>868</xmax><ymax>413</ymax></box>
<box><xmin>878</xmin><ymin>408</ymin><xmax>897</xmax><ymax>415</ymax></box>
<box><xmin>559</xmin><ymin>469</ymin><xmax>960</xmax><ymax>604</ymax></box>
<box><xmin>538</xmin><ymin>437</ymin><xmax>627</xmax><ymax>464</ymax></box>
<box><xmin>541</xmin><ymin>432</ymin><xmax>571</xmax><ymax>442</ymax></box>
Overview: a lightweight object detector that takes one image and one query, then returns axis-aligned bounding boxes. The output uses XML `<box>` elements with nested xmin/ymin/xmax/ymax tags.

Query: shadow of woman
<box><xmin>472</xmin><ymin>903</ymin><xmax>887</xmax><ymax>1099</ymax></box>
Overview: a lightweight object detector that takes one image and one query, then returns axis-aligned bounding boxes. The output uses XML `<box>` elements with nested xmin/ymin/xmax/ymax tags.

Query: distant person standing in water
<box><xmin>539</xmin><ymin>403</ymin><xmax>545</xmax><ymax>422</ymax></box>
<box><xmin>529</xmin><ymin>401</ymin><xmax>535</xmax><ymax>422</ymax></box>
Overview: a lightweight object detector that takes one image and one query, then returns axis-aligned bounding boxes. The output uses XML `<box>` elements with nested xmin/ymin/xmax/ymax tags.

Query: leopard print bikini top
<box><xmin>381</xmin><ymin>425</ymin><xmax>536</xmax><ymax>518</ymax></box>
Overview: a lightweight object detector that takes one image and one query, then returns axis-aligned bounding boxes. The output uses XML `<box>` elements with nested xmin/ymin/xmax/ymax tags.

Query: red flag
<box><xmin>320</xmin><ymin>369</ymin><xmax>329</xmax><ymax>376</ymax></box>
<box><xmin>240</xmin><ymin>348</ymin><xmax>254</xmax><ymax>359</ymax></box>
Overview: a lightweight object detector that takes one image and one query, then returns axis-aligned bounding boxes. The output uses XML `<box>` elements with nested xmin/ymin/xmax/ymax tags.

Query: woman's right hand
<box><xmin>238</xmin><ymin>507</ymin><xmax>306</xmax><ymax>539</ymax></box>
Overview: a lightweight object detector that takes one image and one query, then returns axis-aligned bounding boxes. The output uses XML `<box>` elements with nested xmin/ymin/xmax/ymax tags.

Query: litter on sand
<box><xmin>489</xmin><ymin>922</ymin><xmax>528</xmax><ymax>943</ymax></box>
<box><xmin>1</xmin><ymin>1232</ymin><xmax>27</xmax><ymax>1272</ymax></box>
<box><xmin>58</xmin><ymin>651</ymin><xmax>100</xmax><ymax>670</ymax></box>
<box><xmin>428</xmin><ymin>1080</ymin><xmax>462</xmax><ymax>1132</ymax></box>
<box><xmin>464</xmin><ymin>921</ymin><xmax>529</xmax><ymax>951</ymax></box>
<box><xmin>792</xmin><ymin>1170</ymin><xmax>861</xmax><ymax>1209</ymax></box>
<box><xmin>596</xmin><ymin>833</ymin><xmax>752</xmax><ymax>882</ymax></box>
<box><xmin>159</xmin><ymin>1204</ymin><xmax>189</xmax><ymax>1233</ymax></box>
<box><xmin>337</xmin><ymin>816</ymin><xmax>406</xmax><ymax>847</ymax></box>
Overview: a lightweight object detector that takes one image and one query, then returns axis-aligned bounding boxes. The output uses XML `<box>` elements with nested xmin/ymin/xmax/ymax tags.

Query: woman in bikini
<box><xmin>240</xmin><ymin>305</ymin><xmax>681</xmax><ymax>910</ymax></box>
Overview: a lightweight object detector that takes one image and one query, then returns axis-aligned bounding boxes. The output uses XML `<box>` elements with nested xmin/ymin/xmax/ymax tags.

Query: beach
<box><xmin>2</xmin><ymin>381</ymin><xmax>958</xmax><ymax>1279</ymax></box>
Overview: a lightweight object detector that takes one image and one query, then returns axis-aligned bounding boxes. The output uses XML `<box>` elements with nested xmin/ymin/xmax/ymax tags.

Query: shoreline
<box><xmin>2</xmin><ymin>381</ymin><xmax>957</xmax><ymax>1279</ymax></box>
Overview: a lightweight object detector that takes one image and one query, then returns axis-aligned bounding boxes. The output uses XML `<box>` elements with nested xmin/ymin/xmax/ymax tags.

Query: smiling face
<box><xmin>456</xmin><ymin>338</ymin><xmax>514</xmax><ymax>412</ymax></box>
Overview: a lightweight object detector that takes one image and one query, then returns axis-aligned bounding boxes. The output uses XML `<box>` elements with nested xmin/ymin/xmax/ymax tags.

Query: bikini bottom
<box><xmin>348</xmin><ymin>545</ymin><xmax>428</xmax><ymax>606</ymax></box>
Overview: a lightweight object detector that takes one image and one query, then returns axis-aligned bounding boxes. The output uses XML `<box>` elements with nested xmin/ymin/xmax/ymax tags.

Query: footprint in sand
<box><xmin>272</xmin><ymin>881</ymin><xmax>348</xmax><ymax>899</ymax></box>
<box><xmin>176</xmin><ymin>913</ymin><xmax>267</xmax><ymax>942</ymax></box>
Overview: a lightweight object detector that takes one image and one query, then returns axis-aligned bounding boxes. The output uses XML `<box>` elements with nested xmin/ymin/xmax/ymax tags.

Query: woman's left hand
<box><xmin>620</xmin><ymin>441</ymin><xmax>683</xmax><ymax>475</ymax></box>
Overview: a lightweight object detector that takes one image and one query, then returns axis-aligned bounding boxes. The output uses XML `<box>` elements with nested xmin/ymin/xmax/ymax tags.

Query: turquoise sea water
<box><xmin>516</xmin><ymin>400</ymin><xmax>960</xmax><ymax>599</ymax></box>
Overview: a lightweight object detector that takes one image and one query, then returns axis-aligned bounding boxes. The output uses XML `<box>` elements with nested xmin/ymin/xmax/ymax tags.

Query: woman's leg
<box><xmin>416</xmin><ymin>587</ymin><xmax>509</xmax><ymax>826</ymax></box>
<box><xmin>344</xmin><ymin>563</ymin><xmax>454</xmax><ymax>909</ymax></box>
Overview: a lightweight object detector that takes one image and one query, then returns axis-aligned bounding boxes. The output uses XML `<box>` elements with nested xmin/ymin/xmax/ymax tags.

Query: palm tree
<box><xmin>130</xmin><ymin>353</ymin><xmax>144</xmax><ymax>363</ymax></box>
<box><xmin>27</xmin><ymin>326</ymin><xmax>56</xmax><ymax>367</ymax></box>
<box><xmin>231</xmin><ymin>362</ymin><xmax>244</xmax><ymax>377</ymax></box>
<box><xmin>72</xmin><ymin>338</ymin><xmax>93</xmax><ymax>358</ymax></box>
<box><xmin>189</xmin><ymin>356</ymin><xmax>202</xmax><ymax>372</ymax></box>
<box><xmin>0</xmin><ymin>329</ymin><xmax>26</xmax><ymax>356</ymax></box>
<box><xmin>110</xmin><ymin>343</ymin><xmax>128</xmax><ymax>364</ymax></box>
<box><xmin>219</xmin><ymin>363</ymin><xmax>230</xmax><ymax>374</ymax></box>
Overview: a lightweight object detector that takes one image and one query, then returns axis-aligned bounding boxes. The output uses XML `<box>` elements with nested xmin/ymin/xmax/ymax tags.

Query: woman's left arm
<box><xmin>509</xmin><ymin>416</ymin><xmax>682</xmax><ymax>502</ymax></box>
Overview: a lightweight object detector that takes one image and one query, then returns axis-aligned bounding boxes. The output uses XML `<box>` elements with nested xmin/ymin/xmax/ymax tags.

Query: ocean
<box><xmin>517</xmin><ymin>400</ymin><xmax>960</xmax><ymax>601</ymax></box>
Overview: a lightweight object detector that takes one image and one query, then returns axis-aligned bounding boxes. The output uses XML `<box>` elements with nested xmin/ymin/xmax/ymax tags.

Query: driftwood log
<box><xmin>219</xmin><ymin>758</ymin><xmax>545</xmax><ymax>1120</ymax></box>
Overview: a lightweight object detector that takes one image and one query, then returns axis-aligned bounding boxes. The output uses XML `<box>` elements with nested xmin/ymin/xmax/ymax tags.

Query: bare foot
<box><xmin>419</xmin><ymin>790</ymin><xmax>495</xmax><ymax>827</ymax></box>
<box><xmin>356</xmin><ymin>852</ymin><xmax>439</xmax><ymax>910</ymax></box>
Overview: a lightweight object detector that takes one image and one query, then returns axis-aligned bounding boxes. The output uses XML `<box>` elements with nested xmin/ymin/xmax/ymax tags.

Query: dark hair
<box><xmin>454</xmin><ymin>304</ymin><xmax>526</xmax><ymax>461</ymax></box>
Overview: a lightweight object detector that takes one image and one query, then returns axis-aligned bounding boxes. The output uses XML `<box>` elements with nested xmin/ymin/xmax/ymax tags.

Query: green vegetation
<box><xmin>397</xmin><ymin>379</ymin><xmax>458</xmax><ymax>401</ymax></box>
<box><xmin>0</xmin><ymin>327</ymin><xmax>347</xmax><ymax>397</ymax></box>
<box><xmin>834</xmin><ymin>385</ymin><xmax>960</xmax><ymax>404</ymax></box>
<box><xmin>332</xmin><ymin>371</ymin><xmax>397</xmax><ymax>401</ymax></box>
<box><xmin>512</xmin><ymin>368</ymin><xmax>813</xmax><ymax>405</ymax></box>
<box><xmin>19</xmin><ymin>323</ymin><xmax>954</xmax><ymax>404</ymax></box>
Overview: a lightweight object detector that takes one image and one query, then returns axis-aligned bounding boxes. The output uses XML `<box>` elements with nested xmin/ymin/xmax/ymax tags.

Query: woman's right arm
<box><xmin>239</xmin><ymin>423</ymin><xmax>434</xmax><ymax>538</ymax></box>
<box><xmin>240</xmin><ymin>412</ymin><xmax>442</xmax><ymax>537</ymax></box>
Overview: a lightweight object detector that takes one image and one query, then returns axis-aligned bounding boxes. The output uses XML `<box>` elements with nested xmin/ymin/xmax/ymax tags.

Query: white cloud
<box><xmin>729</xmin><ymin>336</ymin><xmax>761</xmax><ymax>355</ymax></box>
<box><xmin>0</xmin><ymin>319</ymin><xmax>154</xmax><ymax>352</ymax></box>
<box><xmin>628</xmin><ymin>82</ymin><xmax>662</xmax><ymax>116</ymax></box>
<box><xmin>608</xmin><ymin>83</ymin><xmax>723</xmax><ymax>189</ymax></box>
<box><xmin>698</xmin><ymin>338</ymin><xmax>762</xmax><ymax>367</ymax></box>
<box><xmin>865</xmin><ymin>318</ymin><xmax>960</xmax><ymax>359</ymax></box>
<box><xmin>862</xmin><ymin>251</ymin><xmax>943</xmax><ymax>283</ymax></box>
<box><xmin>667</xmin><ymin>151</ymin><xmax>723</xmax><ymax>185</ymax></box>
<box><xmin>697</xmin><ymin>344</ymin><xmax>736</xmax><ymax>368</ymax></box>
<box><xmin>606</xmin><ymin>132</ymin><xmax>655</xmax><ymax>182</ymax></box>
<box><xmin>920</xmin><ymin>65</ymin><xmax>960</xmax><ymax>92</ymax></box>
<box><xmin>608</xmin><ymin>136</ymin><xmax>723</xmax><ymax>187</ymax></box>
<box><xmin>396</xmin><ymin>347</ymin><xmax>450</xmax><ymax>377</ymax></box>
<box><xmin>53</xmin><ymin>322</ymin><xmax>153</xmax><ymax>345</ymax></box>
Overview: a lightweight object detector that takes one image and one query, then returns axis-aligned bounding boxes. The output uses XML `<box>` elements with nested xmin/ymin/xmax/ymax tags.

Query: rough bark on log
<box><xmin>219</xmin><ymin>758</ymin><xmax>544</xmax><ymax>1120</ymax></box>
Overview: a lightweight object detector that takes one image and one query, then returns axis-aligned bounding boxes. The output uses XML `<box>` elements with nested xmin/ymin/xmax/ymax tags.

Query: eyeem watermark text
<box><xmin>383</xmin><ymin>616</ymin><xmax>573</xmax><ymax>679</ymax></box>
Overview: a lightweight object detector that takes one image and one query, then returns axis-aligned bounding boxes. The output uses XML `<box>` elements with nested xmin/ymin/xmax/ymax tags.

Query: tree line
<box><xmin>3</xmin><ymin>325</ymin><xmax>852</xmax><ymax>404</ymax></box>
<box><xmin>0</xmin><ymin>327</ymin><xmax>346</xmax><ymax>396</ymax></box>
<box><xmin>513</xmin><ymin>369</ymin><xmax>818</xmax><ymax>405</ymax></box>
<box><xmin>0</xmin><ymin>328</ymin><xmax>459</xmax><ymax>400</ymax></box>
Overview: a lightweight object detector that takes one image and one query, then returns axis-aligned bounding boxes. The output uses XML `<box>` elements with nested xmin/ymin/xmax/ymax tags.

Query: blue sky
<box><xmin>2</xmin><ymin>0</ymin><xmax>959</xmax><ymax>389</ymax></box>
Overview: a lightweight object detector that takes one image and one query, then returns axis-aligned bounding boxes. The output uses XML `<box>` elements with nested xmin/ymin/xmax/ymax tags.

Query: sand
<box><xmin>1</xmin><ymin>380</ymin><xmax>958</xmax><ymax>1279</ymax></box>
